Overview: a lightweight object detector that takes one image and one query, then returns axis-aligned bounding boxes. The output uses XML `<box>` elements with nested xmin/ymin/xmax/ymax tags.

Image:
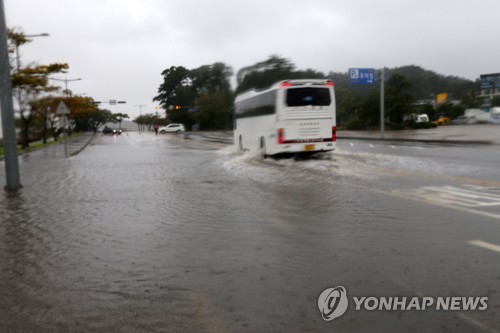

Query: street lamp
<box><xmin>134</xmin><ymin>104</ymin><xmax>147</xmax><ymax>132</ymax></box>
<box><xmin>50</xmin><ymin>77</ymin><xmax>82</xmax><ymax>96</ymax></box>
<box><xmin>12</xmin><ymin>32</ymin><xmax>50</xmax><ymax>149</ymax></box>
<box><xmin>14</xmin><ymin>33</ymin><xmax>50</xmax><ymax>73</ymax></box>
<box><xmin>134</xmin><ymin>104</ymin><xmax>147</xmax><ymax>115</ymax></box>
<box><xmin>27</xmin><ymin>33</ymin><xmax>49</xmax><ymax>37</ymax></box>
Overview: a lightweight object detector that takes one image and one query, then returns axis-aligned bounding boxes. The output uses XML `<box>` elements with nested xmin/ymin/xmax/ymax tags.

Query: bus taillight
<box><xmin>278</xmin><ymin>128</ymin><xmax>285</xmax><ymax>144</ymax></box>
<box><xmin>332</xmin><ymin>126</ymin><xmax>337</xmax><ymax>142</ymax></box>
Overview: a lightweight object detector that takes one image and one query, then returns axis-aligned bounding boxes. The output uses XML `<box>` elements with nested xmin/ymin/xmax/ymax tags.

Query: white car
<box><xmin>452</xmin><ymin>115</ymin><xmax>477</xmax><ymax>125</ymax></box>
<box><xmin>159</xmin><ymin>123</ymin><xmax>185</xmax><ymax>134</ymax></box>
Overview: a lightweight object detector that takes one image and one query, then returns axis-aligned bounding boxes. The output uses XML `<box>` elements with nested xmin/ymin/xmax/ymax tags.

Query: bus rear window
<box><xmin>286</xmin><ymin>88</ymin><xmax>331</xmax><ymax>107</ymax></box>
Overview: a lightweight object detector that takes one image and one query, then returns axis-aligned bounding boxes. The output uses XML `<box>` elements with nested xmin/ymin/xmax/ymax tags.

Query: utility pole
<box><xmin>0</xmin><ymin>0</ymin><xmax>21</xmax><ymax>191</ymax></box>
<box><xmin>14</xmin><ymin>32</ymin><xmax>49</xmax><ymax>148</ymax></box>
<box><xmin>380</xmin><ymin>68</ymin><xmax>385</xmax><ymax>139</ymax></box>
<box><xmin>134</xmin><ymin>104</ymin><xmax>147</xmax><ymax>132</ymax></box>
<box><xmin>50</xmin><ymin>77</ymin><xmax>82</xmax><ymax>96</ymax></box>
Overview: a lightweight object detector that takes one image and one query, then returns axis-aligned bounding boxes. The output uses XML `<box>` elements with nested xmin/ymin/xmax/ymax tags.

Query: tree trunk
<box><xmin>42</xmin><ymin>112</ymin><xmax>48</xmax><ymax>144</ymax></box>
<box><xmin>21</xmin><ymin>115</ymin><xmax>29</xmax><ymax>148</ymax></box>
<box><xmin>51</xmin><ymin>124</ymin><xmax>59</xmax><ymax>141</ymax></box>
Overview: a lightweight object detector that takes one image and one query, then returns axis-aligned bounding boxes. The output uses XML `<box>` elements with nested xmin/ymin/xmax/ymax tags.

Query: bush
<box><xmin>346</xmin><ymin>119</ymin><xmax>367</xmax><ymax>130</ymax></box>
<box><xmin>388</xmin><ymin>123</ymin><xmax>405</xmax><ymax>130</ymax></box>
<box><xmin>409</xmin><ymin>122</ymin><xmax>433</xmax><ymax>129</ymax></box>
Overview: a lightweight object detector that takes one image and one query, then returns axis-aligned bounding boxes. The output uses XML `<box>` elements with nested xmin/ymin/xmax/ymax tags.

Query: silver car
<box><xmin>158</xmin><ymin>123</ymin><xmax>186</xmax><ymax>134</ymax></box>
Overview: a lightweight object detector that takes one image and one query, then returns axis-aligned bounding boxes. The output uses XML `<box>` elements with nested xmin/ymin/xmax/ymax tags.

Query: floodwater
<box><xmin>0</xmin><ymin>133</ymin><xmax>499</xmax><ymax>332</ymax></box>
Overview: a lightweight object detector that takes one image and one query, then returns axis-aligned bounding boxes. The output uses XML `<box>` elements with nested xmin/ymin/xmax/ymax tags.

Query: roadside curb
<box><xmin>183</xmin><ymin>132</ymin><xmax>233</xmax><ymax>144</ymax></box>
<box><xmin>336</xmin><ymin>136</ymin><xmax>495</xmax><ymax>145</ymax></box>
<box><xmin>0</xmin><ymin>133</ymin><xmax>95</xmax><ymax>161</ymax></box>
<box><xmin>68</xmin><ymin>133</ymin><xmax>96</xmax><ymax>156</ymax></box>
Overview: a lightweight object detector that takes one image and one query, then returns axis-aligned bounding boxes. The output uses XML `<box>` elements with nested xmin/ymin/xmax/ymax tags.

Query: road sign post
<box><xmin>349</xmin><ymin>68</ymin><xmax>376</xmax><ymax>85</ymax></box>
<box><xmin>379</xmin><ymin>68</ymin><xmax>385</xmax><ymax>139</ymax></box>
<box><xmin>349</xmin><ymin>67</ymin><xmax>384</xmax><ymax>138</ymax></box>
<box><xmin>56</xmin><ymin>101</ymin><xmax>70</xmax><ymax>158</ymax></box>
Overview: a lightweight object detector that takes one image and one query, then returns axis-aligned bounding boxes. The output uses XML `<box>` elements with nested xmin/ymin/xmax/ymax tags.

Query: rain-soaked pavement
<box><xmin>1</xmin><ymin>131</ymin><xmax>500</xmax><ymax>332</ymax></box>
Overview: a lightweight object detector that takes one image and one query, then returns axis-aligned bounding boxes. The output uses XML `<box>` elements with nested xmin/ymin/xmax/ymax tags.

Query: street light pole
<box><xmin>380</xmin><ymin>68</ymin><xmax>385</xmax><ymax>139</ymax></box>
<box><xmin>14</xmin><ymin>33</ymin><xmax>49</xmax><ymax>74</ymax></box>
<box><xmin>134</xmin><ymin>104</ymin><xmax>147</xmax><ymax>115</ymax></box>
<box><xmin>134</xmin><ymin>104</ymin><xmax>147</xmax><ymax>132</ymax></box>
<box><xmin>13</xmin><ymin>32</ymin><xmax>49</xmax><ymax>149</ymax></box>
<box><xmin>0</xmin><ymin>0</ymin><xmax>21</xmax><ymax>190</ymax></box>
<box><xmin>50</xmin><ymin>77</ymin><xmax>82</xmax><ymax>96</ymax></box>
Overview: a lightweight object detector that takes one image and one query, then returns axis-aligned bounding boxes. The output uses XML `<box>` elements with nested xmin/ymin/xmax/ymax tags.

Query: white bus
<box><xmin>234</xmin><ymin>79</ymin><xmax>336</xmax><ymax>157</ymax></box>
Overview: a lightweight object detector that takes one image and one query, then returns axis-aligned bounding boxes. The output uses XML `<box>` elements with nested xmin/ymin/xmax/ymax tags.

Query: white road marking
<box><xmin>415</xmin><ymin>185</ymin><xmax>500</xmax><ymax>208</ymax></box>
<box><xmin>468</xmin><ymin>240</ymin><xmax>500</xmax><ymax>253</ymax></box>
<box><xmin>390</xmin><ymin>145</ymin><xmax>397</xmax><ymax>149</ymax></box>
<box><xmin>350</xmin><ymin>142</ymin><xmax>354</xmax><ymax>147</ymax></box>
<box><xmin>369</xmin><ymin>144</ymin><xmax>375</xmax><ymax>148</ymax></box>
<box><xmin>375</xmin><ymin>185</ymin><xmax>500</xmax><ymax>221</ymax></box>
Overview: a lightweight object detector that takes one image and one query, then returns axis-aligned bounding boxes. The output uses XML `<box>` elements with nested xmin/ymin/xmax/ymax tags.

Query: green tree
<box><xmin>133</xmin><ymin>113</ymin><xmax>158</xmax><ymax>132</ymax></box>
<box><xmin>335</xmin><ymin>87</ymin><xmax>362</xmax><ymax>127</ymax></box>
<box><xmin>60</xmin><ymin>96</ymin><xmax>99</xmax><ymax>132</ymax></box>
<box><xmin>384</xmin><ymin>65</ymin><xmax>476</xmax><ymax>101</ymax></box>
<box><xmin>236</xmin><ymin>54</ymin><xmax>295</xmax><ymax>85</ymax></box>
<box><xmin>112</xmin><ymin>112</ymin><xmax>129</xmax><ymax>129</ymax></box>
<box><xmin>194</xmin><ymin>91</ymin><xmax>233</xmax><ymax>130</ymax></box>
<box><xmin>133</xmin><ymin>114</ymin><xmax>148</xmax><ymax>131</ymax></box>
<box><xmin>327</xmin><ymin>66</ymin><xmax>478</xmax><ymax>129</ymax></box>
<box><xmin>154</xmin><ymin>65</ymin><xmax>196</xmax><ymax>128</ymax></box>
<box><xmin>190</xmin><ymin>63</ymin><xmax>233</xmax><ymax>130</ymax></box>
<box><xmin>385</xmin><ymin>74</ymin><xmax>415</xmax><ymax>124</ymax></box>
<box><xmin>235</xmin><ymin>55</ymin><xmax>325</xmax><ymax>94</ymax></box>
<box><xmin>191</xmin><ymin>62</ymin><xmax>232</xmax><ymax>95</ymax></box>
<box><xmin>491</xmin><ymin>96</ymin><xmax>500</xmax><ymax>107</ymax></box>
<box><xmin>30</xmin><ymin>96</ymin><xmax>102</xmax><ymax>140</ymax></box>
<box><xmin>461</xmin><ymin>90</ymin><xmax>481</xmax><ymax>108</ymax></box>
<box><xmin>359</xmin><ymin>90</ymin><xmax>380</xmax><ymax>126</ymax></box>
<box><xmin>415</xmin><ymin>103</ymin><xmax>436</xmax><ymax>121</ymax></box>
<box><xmin>91</xmin><ymin>109</ymin><xmax>114</xmax><ymax>132</ymax></box>
<box><xmin>435</xmin><ymin>103</ymin><xmax>465</xmax><ymax>120</ymax></box>
<box><xmin>154</xmin><ymin>62</ymin><xmax>233</xmax><ymax>130</ymax></box>
<box><xmin>153</xmin><ymin>66</ymin><xmax>193</xmax><ymax>109</ymax></box>
<box><xmin>29</xmin><ymin>97</ymin><xmax>56</xmax><ymax>143</ymax></box>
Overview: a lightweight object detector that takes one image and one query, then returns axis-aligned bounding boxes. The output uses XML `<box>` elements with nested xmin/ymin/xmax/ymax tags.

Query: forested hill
<box><xmin>328</xmin><ymin>65</ymin><xmax>477</xmax><ymax>100</ymax></box>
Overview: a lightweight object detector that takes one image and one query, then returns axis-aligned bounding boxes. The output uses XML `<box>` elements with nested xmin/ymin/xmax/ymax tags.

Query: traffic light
<box><xmin>175</xmin><ymin>105</ymin><xmax>181</xmax><ymax>110</ymax></box>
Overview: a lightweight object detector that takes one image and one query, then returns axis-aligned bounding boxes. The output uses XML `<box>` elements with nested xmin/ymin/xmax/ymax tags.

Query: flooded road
<box><xmin>1</xmin><ymin>132</ymin><xmax>499</xmax><ymax>332</ymax></box>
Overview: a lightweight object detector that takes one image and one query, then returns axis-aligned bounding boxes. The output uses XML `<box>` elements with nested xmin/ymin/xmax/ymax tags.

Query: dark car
<box><xmin>102</xmin><ymin>126</ymin><xmax>122</xmax><ymax>135</ymax></box>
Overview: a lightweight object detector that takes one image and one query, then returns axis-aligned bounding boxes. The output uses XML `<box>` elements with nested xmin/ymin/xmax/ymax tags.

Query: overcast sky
<box><xmin>5</xmin><ymin>0</ymin><xmax>500</xmax><ymax>119</ymax></box>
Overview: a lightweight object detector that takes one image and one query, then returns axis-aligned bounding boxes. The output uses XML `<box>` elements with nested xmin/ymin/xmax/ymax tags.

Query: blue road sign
<box><xmin>349</xmin><ymin>68</ymin><xmax>376</xmax><ymax>85</ymax></box>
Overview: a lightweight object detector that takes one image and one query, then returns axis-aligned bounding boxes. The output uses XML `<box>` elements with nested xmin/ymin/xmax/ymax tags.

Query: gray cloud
<box><xmin>5</xmin><ymin>0</ymin><xmax>499</xmax><ymax>118</ymax></box>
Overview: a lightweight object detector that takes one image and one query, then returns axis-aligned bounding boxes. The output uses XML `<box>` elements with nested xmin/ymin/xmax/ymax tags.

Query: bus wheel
<box><xmin>239</xmin><ymin>135</ymin><xmax>243</xmax><ymax>151</ymax></box>
<box><xmin>260</xmin><ymin>137</ymin><xmax>267</xmax><ymax>159</ymax></box>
